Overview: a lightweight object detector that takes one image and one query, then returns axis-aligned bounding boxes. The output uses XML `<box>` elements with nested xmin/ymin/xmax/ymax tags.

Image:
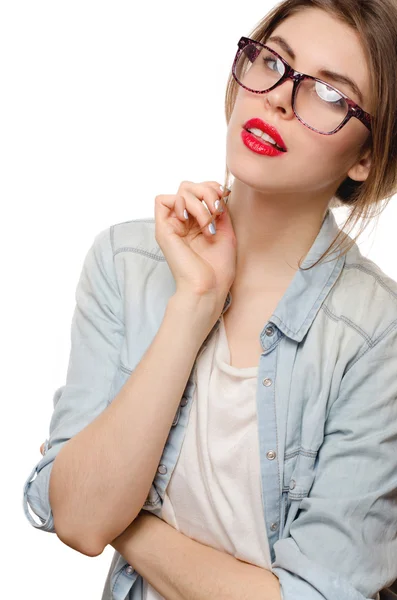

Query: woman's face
<box><xmin>226</xmin><ymin>7</ymin><xmax>372</xmax><ymax>198</ymax></box>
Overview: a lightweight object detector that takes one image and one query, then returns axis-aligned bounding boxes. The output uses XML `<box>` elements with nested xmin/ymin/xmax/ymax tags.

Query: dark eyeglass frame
<box><xmin>232</xmin><ymin>36</ymin><xmax>372</xmax><ymax>135</ymax></box>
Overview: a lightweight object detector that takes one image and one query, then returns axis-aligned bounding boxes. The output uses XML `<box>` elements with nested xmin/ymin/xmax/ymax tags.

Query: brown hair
<box><xmin>217</xmin><ymin>0</ymin><xmax>397</xmax><ymax>270</ymax></box>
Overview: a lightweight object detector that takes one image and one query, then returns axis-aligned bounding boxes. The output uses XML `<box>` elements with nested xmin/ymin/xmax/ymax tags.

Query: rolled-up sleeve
<box><xmin>22</xmin><ymin>225</ymin><xmax>124</xmax><ymax>534</ymax></box>
<box><xmin>272</xmin><ymin>323</ymin><xmax>397</xmax><ymax>600</ymax></box>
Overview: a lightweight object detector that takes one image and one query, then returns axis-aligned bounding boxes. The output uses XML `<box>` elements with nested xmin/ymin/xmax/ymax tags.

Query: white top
<box><xmin>143</xmin><ymin>314</ymin><xmax>272</xmax><ymax>599</ymax></box>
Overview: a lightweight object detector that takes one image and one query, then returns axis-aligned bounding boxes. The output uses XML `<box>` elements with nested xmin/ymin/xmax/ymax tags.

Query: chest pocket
<box><xmin>284</xmin><ymin>449</ymin><xmax>317</xmax><ymax>495</ymax></box>
<box><xmin>282</xmin><ymin>452</ymin><xmax>298</xmax><ymax>493</ymax></box>
<box><xmin>281</xmin><ymin>449</ymin><xmax>318</xmax><ymax>532</ymax></box>
<box><xmin>281</xmin><ymin>452</ymin><xmax>297</xmax><ymax>531</ymax></box>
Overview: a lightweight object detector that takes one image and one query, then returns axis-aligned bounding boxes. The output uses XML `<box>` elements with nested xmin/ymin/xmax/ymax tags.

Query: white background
<box><xmin>3</xmin><ymin>1</ymin><xmax>396</xmax><ymax>598</ymax></box>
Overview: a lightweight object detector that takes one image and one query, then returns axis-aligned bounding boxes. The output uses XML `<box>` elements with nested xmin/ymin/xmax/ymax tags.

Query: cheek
<box><xmin>304</xmin><ymin>129</ymin><xmax>358</xmax><ymax>174</ymax></box>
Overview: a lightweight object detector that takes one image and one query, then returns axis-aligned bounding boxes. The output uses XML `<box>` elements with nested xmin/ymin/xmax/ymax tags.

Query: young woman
<box><xmin>25</xmin><ymin>1</ymin><xmax>397</xmax><ymax>599</ymax></box>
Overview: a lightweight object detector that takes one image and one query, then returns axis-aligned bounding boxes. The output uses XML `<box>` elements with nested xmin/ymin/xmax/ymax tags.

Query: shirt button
<box><xmin>180</xmin><ymin>397</ymin><xmax>188</xmax><ymax>407</ymax></box>
<box><xmin>263</xmin><ymin>378</ymin><xmax>273</xmax><ymax>386</ymax></box>
<box><xmin>289</xmin><ymin>479</ymin><xmax>296</xmax><ymax>490</ymax></box>
<box><xmin>270</xmin><ymin>522</ymin><xmax>279</xmax><ymax>531</ymax></box>
<box><xmin>125</xmin><ymin>565</ymin><xmax>134</xmax><ymax>575</ymax></box>
<box><xmin>157</xmin><ymin>464</ymin><xmax>167</xmax><ymax>474</ymax></box>
<box><xmin>266</xmin><ymin>450</ymin><xmax>277</xmax><ymax>460</ymax></box>
<box><xmin>265</xmin><ymin>326</ymin><xmax>275</xmax><ymax>336</ymax></box>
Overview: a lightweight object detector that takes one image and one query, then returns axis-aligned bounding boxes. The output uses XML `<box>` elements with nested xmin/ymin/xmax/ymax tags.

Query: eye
<box><xmin>263</xmin><ymin>56</ymin><xmax>284</xmax><ymax>76</ymax></box>
<box><xmin>315</xmin><ymin>81</ymin><xmax>346</xmax><ymax>109</ymax></box>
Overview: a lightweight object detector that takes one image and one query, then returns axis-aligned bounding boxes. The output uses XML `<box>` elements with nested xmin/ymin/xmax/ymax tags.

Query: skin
<box><xmin>225</xmin><ymin>6</ymin><xmax>372</xmax><ymax>291</ymax></box>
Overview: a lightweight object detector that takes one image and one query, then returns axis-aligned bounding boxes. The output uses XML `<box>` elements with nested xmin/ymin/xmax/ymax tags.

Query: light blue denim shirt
<box><xmin>22</xmin><ymin>207</ymin><xmax>397</xmax><ymax>600</ymax></box>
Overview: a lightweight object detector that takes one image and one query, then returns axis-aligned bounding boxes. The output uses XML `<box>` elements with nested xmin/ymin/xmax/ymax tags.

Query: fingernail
<box><xmin>214</xmin><ymin>200</ymin><xmax>224</xmax><ymax>213</ymax></box>
<box><xmin>184</xmin><ymin>209</ymin><xmax>189</xmax><ymax>220</ymax></box>
<box><xmin>209</xmin><ymin>222</ymin><xmax>216</xmax><ymax>235</ymax></box>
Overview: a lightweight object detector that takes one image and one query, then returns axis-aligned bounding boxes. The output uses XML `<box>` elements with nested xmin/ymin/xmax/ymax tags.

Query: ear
<box><xmin>347</xmin><ymin>146</ymin><xmax>372</xmax><ymax>183</ymax></box>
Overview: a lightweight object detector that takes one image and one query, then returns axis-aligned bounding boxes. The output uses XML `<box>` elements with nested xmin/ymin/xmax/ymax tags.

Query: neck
<box><xmin>226</xmin><ymin>181</ymin><xmax>332</xmax><ymax>286</ymax></box>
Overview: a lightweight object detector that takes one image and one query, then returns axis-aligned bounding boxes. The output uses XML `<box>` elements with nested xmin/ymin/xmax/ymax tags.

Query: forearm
<box><xmin>51</xmin><ymin>294</ymin><xmax>214</xmax><ymax>556</ymax></box>
<box><xmin>112</xmin><ymin>514</ymin><xmax>282</xmax><ymax>600</ymax></box>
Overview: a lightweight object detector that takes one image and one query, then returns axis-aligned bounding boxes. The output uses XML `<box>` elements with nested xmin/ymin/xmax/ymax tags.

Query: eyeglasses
<box><xmin>232</xmin><ymin>36</ymin><xmax>372</xmax><ymax>135</ymax></box>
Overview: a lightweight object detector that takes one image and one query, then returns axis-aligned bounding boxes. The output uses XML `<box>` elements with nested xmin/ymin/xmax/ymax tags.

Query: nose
<box><xmin>264</xmin><ymin>75</ymin><xmax>296</xmax><ymax>116</ymax></box>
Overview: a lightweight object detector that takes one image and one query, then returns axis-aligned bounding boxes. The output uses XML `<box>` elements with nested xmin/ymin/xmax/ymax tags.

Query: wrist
<box><xmin>111</xmin><ymin>512</ymin><xmax>160</xmax><ymax>560</ymax></box>
<box><xmin>166</xmin><ymin>293</ymin><xmax>216</xmax><ymax>338</ymax></box>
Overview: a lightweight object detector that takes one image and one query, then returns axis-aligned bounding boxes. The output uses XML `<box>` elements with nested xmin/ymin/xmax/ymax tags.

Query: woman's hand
<box><xmin>155</xmin><ymin>180</ymin><xmax>237</xmax><ymax>314</ymax></box>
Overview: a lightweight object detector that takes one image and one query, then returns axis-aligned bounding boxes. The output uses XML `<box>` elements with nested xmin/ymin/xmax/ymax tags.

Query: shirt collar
<box><xmin>267</xmin><ymin>207</ymin><xmax>346</xmax><ymax>342</ymax></box>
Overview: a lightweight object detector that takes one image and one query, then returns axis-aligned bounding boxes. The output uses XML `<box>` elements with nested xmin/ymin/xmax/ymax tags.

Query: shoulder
<box><xmin>92</xmin><ymin>217</ymin><xmax>174</xmax><ymax>305</ymax></box>
<box><xmin>325</xmin><ymin>241</ymin><xmax>397</xmax><ymax>347</ymax></box>
<box><xmin>90</xmin><ymin>216</ymin><xmax>164</xmax><ymax>268</ymax></box>
<box><xmin>109</xmin><ymin>217</ymin><xmax>158</xmax><ymax>255</ymax></box>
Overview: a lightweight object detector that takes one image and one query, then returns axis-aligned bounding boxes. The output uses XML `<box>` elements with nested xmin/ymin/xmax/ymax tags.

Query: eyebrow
<box><xmin>267</xmin><ymin>35</ymin><xmax>364</xmax><ymax>105</ymax></box>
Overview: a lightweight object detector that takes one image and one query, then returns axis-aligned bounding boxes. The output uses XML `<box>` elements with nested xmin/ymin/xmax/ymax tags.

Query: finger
<box><xmin>154</xmin><ymin>194</ymin><xmax>181</xmax><ymax>225</ymax></box>
<box><xmin>155</xmin><ymin>194</ymin><xmax>213</xmax><ymax>239</ymax></box>
<box><xmin>203</xmin><ymin>181</ymin><xmax>230</xmax><ymax>196</ymax></box>
<box><xmin>179</xmin><ymin>183</ymin><xmax>225</xmax><ymax>220</ymax></box>
<box><xmin>194</xmin><ymin>182</ymin><xmax>231</xmax><ymax>214</ymax></box>
<box><xmin>179</xmin><ymin>190</ymin><xmax>219</xmax><ymax>236</ymax></box>
<box><xmin>159</xmin><ymin>182</ymin><xmax>217</xmax><ymax>225</ymax></box>
<box><xmin>204</xmin><ymin>181</ymin><xmax>231</xmax><ymax>200</ymax></box>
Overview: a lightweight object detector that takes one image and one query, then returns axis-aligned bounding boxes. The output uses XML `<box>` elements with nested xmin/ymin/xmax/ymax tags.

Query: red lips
<box><xmin>243</xmin><ymin>118</ymin><xmax>287</xmax><ymax>151</ymax></box>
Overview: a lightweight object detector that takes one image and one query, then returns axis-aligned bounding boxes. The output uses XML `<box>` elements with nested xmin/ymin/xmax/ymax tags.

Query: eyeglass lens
<box><xmin>234</xmin><ymin>43</ymin><xmax>349</xmax><ymax>134</ymax></box>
